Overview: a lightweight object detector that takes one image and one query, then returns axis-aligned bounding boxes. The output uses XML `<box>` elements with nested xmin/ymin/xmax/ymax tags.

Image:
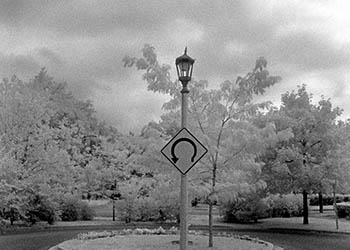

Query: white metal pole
<box><xmin>179</xmin><ymin>82</ymin><xmax>189</xmax><ymax>250</ymax></box>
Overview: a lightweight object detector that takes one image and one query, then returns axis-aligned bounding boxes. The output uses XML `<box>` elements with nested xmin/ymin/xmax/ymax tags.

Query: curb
<box><xmin>48</xmin><ymin>247</ymin><xmax>64</xmax><ymax>250</ymax></box>
<box><xmin>0</xmin><ymin>222</ymin><xmax>178</xmax><ymax>235</ymax></box>
<box><xmin>235</xmin><ymin>236</ymin><xmax>275</xmax><ymax>250</ymax></box>
<box><xmin>265</xmin><ymin>227</ymin><xmax>350</xmax><ymax>235</ymax></box>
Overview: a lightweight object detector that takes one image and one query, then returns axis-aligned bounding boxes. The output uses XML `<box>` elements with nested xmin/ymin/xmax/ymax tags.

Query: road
<box><xmin>0</xmin><ymin>225</ymin><xmax>349</xmax><ymax>250</ymax></box>
<box><xmin>226</xmin><ymin>229</ymin><xmax>350</xmax><ymax>250</ymax></box>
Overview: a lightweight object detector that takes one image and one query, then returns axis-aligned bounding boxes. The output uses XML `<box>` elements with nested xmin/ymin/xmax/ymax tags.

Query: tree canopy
<box><xmin>0</xmin><ymin>69</ymin><xmax>124</xmax><ymax>222</ymax></box>
<box><xmin>123</xmin><ymin>44</ymin><xmax>291</xmax><ymax>246</ymax></box>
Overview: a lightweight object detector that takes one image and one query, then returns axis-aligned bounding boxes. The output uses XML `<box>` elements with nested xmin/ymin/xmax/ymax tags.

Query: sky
<box><xmin>1</xmin><ymin>0</ymin><xmax>350</xmax><ymax>133</ymax></box>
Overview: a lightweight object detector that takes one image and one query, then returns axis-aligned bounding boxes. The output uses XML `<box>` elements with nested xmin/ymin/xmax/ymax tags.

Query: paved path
<box><xmin>1</xmin><ymin>206</ymin><xmax>349</xmax><ymax>250</ymax></box>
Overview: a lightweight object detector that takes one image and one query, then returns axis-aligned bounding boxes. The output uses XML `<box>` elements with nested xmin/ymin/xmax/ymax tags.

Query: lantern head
<box><xmin>175</xmin><ymin>47</ymin><xmax>195</xmax><ymax>83</ymax></box>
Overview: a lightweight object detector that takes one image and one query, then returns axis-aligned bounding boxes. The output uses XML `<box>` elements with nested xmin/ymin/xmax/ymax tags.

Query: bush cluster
<box><xmin>0</xmin><ymin>208</ymin><xmax>21</xmax><ymax>225</ymax></box>
<box><xmin>267</xmin><ymin>194</ymin><xmax>303</xmax><ymax>218</ymax></box>
<box><xmin>219</xmin><ymin>193</ymin><xmax>303</xmax><ymax>223</ymax></box>
<box><xmin>0</xmin><ymin>194</ymin><xmax>57</xmax><ymax>225</ymax></box>
<box><xmin>219</xmin><ymin>192</ymin><xmax>270</xmax><ymax>223</ymax></box>
<box><xmin>309</xmin><ymin>194</ymin><xmax>350</xmax><ymax>206</ymax></box>
<box><xmin>59</xmin><ymin>196</ymin><xmax>95</xmax><ymax>221</ymax></box>
<box><xmin>119</xmin><ymin>197</ymin><xmax>158</xmax><ymax>222</ymax></box>
<box><xmin>1</xmin><ymin>194</ymin><xmax>97</xmax><ymax>225</ymax></box>
<box><xmin>336</xmin><ymin>203</ymin><xmax>350</xmax><ymax>219</ymax></box>
<box><xmin>119</xmin><ymin>194</ymin><xmax>179</xmax><ymax>223</ymax></box>
<box><xmin>77</xmin><ymin>227</ymin><xmax>168</xmax><ymax>240</ymax></box>
<box><xmin>25</xmin><ymin>194</ymin><xmax>56</xmax><ymax>225</ymax></box>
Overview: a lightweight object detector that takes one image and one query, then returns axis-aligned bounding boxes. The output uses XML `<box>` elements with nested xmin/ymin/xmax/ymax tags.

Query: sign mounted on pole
<box><xmin>161</xmin><ymin>128</ymin><xmax>208</xmax><ymax>175</ymax></box>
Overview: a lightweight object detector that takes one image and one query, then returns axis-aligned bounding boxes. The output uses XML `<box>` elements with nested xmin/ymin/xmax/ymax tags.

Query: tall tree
<box><xmin>261</xmin><ymin>85</ymin><xmax>342</xmax><ymax>224</ymax></box>
<box><xmin>124</xmin><ymin>44</ymin><xmax>285</xmax><ymax>246</ymax></box>
<box><xmin>0</xmin><ymin>74</ymin><xmax>74</xmax><ymax>219</ymax></box>
<box><xmin>0</xmin><ymin>70</ymin><xmax>126</xmax><ymax>223</ymax></box>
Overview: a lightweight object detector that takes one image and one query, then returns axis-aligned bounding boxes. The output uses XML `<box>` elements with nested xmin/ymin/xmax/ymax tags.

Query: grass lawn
<box><xmin>87</xmin><ymin>199</ymin><xmax>124</xmax><ymax>217</ymax></box>
<box><xmin>88</xmin><ymin>200</ymin><xmax>220</xmax><ymax>219</ymax></box>
<box><xmin>57</xmin><ymin>235</ymin><xmax>270</xmax><ymax>250</ymax></box>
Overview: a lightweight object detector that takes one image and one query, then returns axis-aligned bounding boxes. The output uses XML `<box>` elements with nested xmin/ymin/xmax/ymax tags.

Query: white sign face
<box><xmin>161</xmin><ymin>128</ymin><xmax>208</xmax><ymax>175</ymax></box>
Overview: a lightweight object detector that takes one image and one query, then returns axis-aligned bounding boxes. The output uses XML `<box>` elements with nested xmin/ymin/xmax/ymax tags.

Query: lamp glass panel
<box><xmin>179</xmin><ymin>62</ymin><xmax>190</xmax><ymax>77</ymax></box>
<box><xmin>180</xmin><ymin>61</ymin><xmax>190</xmax><ymax>72</ymax></box>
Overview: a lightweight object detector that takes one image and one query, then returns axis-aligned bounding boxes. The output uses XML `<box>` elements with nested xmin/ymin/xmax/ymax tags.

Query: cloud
<box><xmin>0</xmin><ymin>0</ymin><xmax>171</xmax><ymax>37</ymax></box>
<box><xmin>0</xmin><ymin>53</ymin><xmax>41</xmax><ymax>80</ymax></box>
<box><xmin>274</xmin><ymin>31</ymin><xmax>350</xmax><ymax>71</ymax></box>
<box><xmin>0</xmin><ymin>46</ymin><xmax>105</xmax><ymax>99</ymax></box>
<box><xmin>36</xmin><ymin>47</ymin><xmax>63</xmax><ymax>67</ymax></box>
<box><xmin>0</xmin><ymin>0</ymin><xmax>350</xmax><ymax>132</ymax></box>
<box><xmin>92</xmin><ymin>74</ymin><xmax>169</xmax><ymax>132</ymax></box>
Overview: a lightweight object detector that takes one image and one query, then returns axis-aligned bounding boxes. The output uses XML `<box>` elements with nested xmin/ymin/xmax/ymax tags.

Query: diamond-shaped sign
<box><xmin>161</xmin><ymin>128</ymin><xmax>208</xmax><ymax>175</ymax></box>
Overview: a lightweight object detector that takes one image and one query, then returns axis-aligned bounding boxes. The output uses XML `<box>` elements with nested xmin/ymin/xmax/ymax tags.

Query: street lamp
<box><xmin>175</xmin><ymin>47</ymin><xmax>195</xmax><ymax>250</ymax></box>
<box><xmin>176</xmin><ymin>47</ymin><xmax>195</xmax><ymax>94</ymax></box>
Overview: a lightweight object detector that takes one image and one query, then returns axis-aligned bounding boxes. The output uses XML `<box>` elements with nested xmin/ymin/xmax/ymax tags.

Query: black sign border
<box><xmin>161</xmin><ymin>127</ymin><xmax>208</xmax><ymax>175</ymax></box>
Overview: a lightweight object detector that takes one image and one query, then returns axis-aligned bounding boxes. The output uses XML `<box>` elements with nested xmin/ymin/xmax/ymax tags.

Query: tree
<box><xmin>325</xmin><ymin>121</ymin><xmax>350</xmax><ymax>193</ymax></box>
<box><xmin>0</xmin><ymin>70</ymin><xmax>126</xmax><ymax>224</ymax></box>
<box><xmin>261</xmin><ymin>85</ymin><xmax>342</xmax><ymax>224</ymax></box>
<box><xmin>323</xmin><ymin>121</ymin><xmax>350</xmax><ymax>228</ymax></box>
<box><xmin>0</xmin><ymin>74</ymin><xmax>74</xmax><ymax>222</ymax></box>
<box><xmin>124</xmin><ymin>44</ymin><xmax>285</xmax><ymax>246</ymax></box>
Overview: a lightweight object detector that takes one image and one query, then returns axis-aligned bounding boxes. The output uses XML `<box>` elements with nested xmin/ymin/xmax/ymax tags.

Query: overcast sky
<box><xmin>1</xmin><ymin>0</ymin><xmax>350</xmax><ymax>132</ymax></box>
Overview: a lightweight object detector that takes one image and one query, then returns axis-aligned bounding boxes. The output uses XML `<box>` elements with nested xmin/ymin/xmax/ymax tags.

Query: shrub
<box><xmin>60</xmin><ymin>202</ymin><xmax>78</xmax><ymax>221</ymax></box>
<box><xmin>219</xmin><ymin>193</ymin><xmax>270</xmax><ymax>223</ymax></box>
<box><xmin>336</xmin><ymin>203</ymin><xmax>350</xmax><ymax>219</ymax></box>
<box><xmin>154</xmin><ymin>190</ymin><xmax>180</xmax><ymax>222</ymax></box>
<box><xmin>80</xmin><ymin>202</ymin><xmax>95</xmax><ymax>220</ymax></box>
<box><xmin>2</xmin><ymin>207</ymin><xmax>21</xmax><ymax>225</ymax></box>
<box><xmin>119</xmin><ymin>194</ymin><xmax>179</xmax><ymax>223</ymax></box>
<box><xmin>60</xmin><ymin>196</ymin><xmax>95</xmax><ymax>221</ymax></box>
<box><xmin>136</xmin><ymin>197</ymin><xmax>159</xmax><ymax>221</ymax></box>
<box><xmin>25</xmin><ymin>194</ymin><xmax>56</xmax><ymax>225</ymax></box>
<box><xmin>191</xmin><ymin>197</ymin><xmax>199</xmax><ymax>207</ymax></box>
<box><xmin>267</xmin><ymin>194</ymin><xmax>303</xmax><ymax>218</ymax></box>
<box><xmin>118</xmin><ymin>185</ymin><xmax>180</xmax><ymax>223</ymax></box>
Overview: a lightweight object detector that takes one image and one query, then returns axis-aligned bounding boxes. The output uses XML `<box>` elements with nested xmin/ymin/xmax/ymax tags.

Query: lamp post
<box><xmin>175</xmin><ymin>47</ymin><xmax>195</xmax><ymax>250</ymax></box>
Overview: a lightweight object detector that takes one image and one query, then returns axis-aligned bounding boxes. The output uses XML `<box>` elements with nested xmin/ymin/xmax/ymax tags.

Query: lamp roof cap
<box><xmin>175</xmin><ymin>47</ymin><xmax>195</xmax><ymax>65</ymax></box>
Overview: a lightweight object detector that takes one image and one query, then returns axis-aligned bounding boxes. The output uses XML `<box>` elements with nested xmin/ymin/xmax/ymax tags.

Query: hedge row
<box><xmin>0</xmin><ymin>194</ymin><xmax>56</xmax><ymax>225</ymax></box>
<box><xmin>220</xmin><ymin>193</ymin><xmax>303</xmax><ymax>223</ymax></box>
<box><xmin>336</xmin><ymin>203</ymin><xmax>350</xmax><ymax>219</ymax></box>
<box><xmin>60</xmin><ymin>196</ymin><xmax>95</xmax><ymax>221</ymax></box>
<box><xmin>119</xmin><ymin>195</ymin><xmax>179</xmax><ymax>223</ymax></box>
<box><xmin>0</xmin><ymin>195</ymin><xmax>95</xmax><ymax>225</ymax></box>
<box><xmin>268</xmin><ymin>194</ymin><xmax>303</xmax><ymax>218</ymax></box>
<box><xmin>309</xmin><ymin>194</ymin><xmax>350</xmax><ymax>206</ymax></box>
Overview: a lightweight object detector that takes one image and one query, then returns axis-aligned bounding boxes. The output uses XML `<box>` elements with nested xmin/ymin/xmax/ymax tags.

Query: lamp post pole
<box><xmin>175</xmin><ymin>48</ymin><xmax>195</xmax><ymax>250</ymax></box>
<box><xmin>180</xmin><ymin>80</ymin><xmax>189</xmax><ymax>250</ymax></box>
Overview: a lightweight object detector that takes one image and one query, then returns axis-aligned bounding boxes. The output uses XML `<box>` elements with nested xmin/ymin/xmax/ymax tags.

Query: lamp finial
<box><xmin>184</xmin><ymin>47</ymin><xmax>187</xmax><ymax>55</ymax></box>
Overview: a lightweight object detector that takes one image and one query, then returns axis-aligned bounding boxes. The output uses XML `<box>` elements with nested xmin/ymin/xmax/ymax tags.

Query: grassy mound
<box><xmin>55</xmin><ymin>235</ymin><xmax>271</xmax><ymax>250</ymax></box>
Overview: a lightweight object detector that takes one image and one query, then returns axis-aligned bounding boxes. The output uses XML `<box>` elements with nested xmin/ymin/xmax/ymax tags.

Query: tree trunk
<box><xmin>208</xmin><ymin>163</ymin><xmax>217</xmax><ymax>248</ymax></box>
<box><xmin>112</xmin><ymin>199</ymin><xmax>115</xmax><ymax>221</ymax></box>
<box><xmin>303</xmin><ymin>190</ymin><xmax>309</xmax><ymax>224</ymax></box>
<box><xmin>113</xmin><ymin>179</ymin><xmax>117</xmax><ymax>221</ymax></box>
<box><xmin>333</xmin><ymin>182</ymin><xmax>339</xmax><ymax>229</ymax></box>
<box><xmin>208</xmin><ymin>202</ymin><xmax>213</xmax><ymax>247</ymax></box>
<box><xmin>319</xmin><ymin>192</ymin><xmax>323</xmax><ymax>213</ymax></box>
